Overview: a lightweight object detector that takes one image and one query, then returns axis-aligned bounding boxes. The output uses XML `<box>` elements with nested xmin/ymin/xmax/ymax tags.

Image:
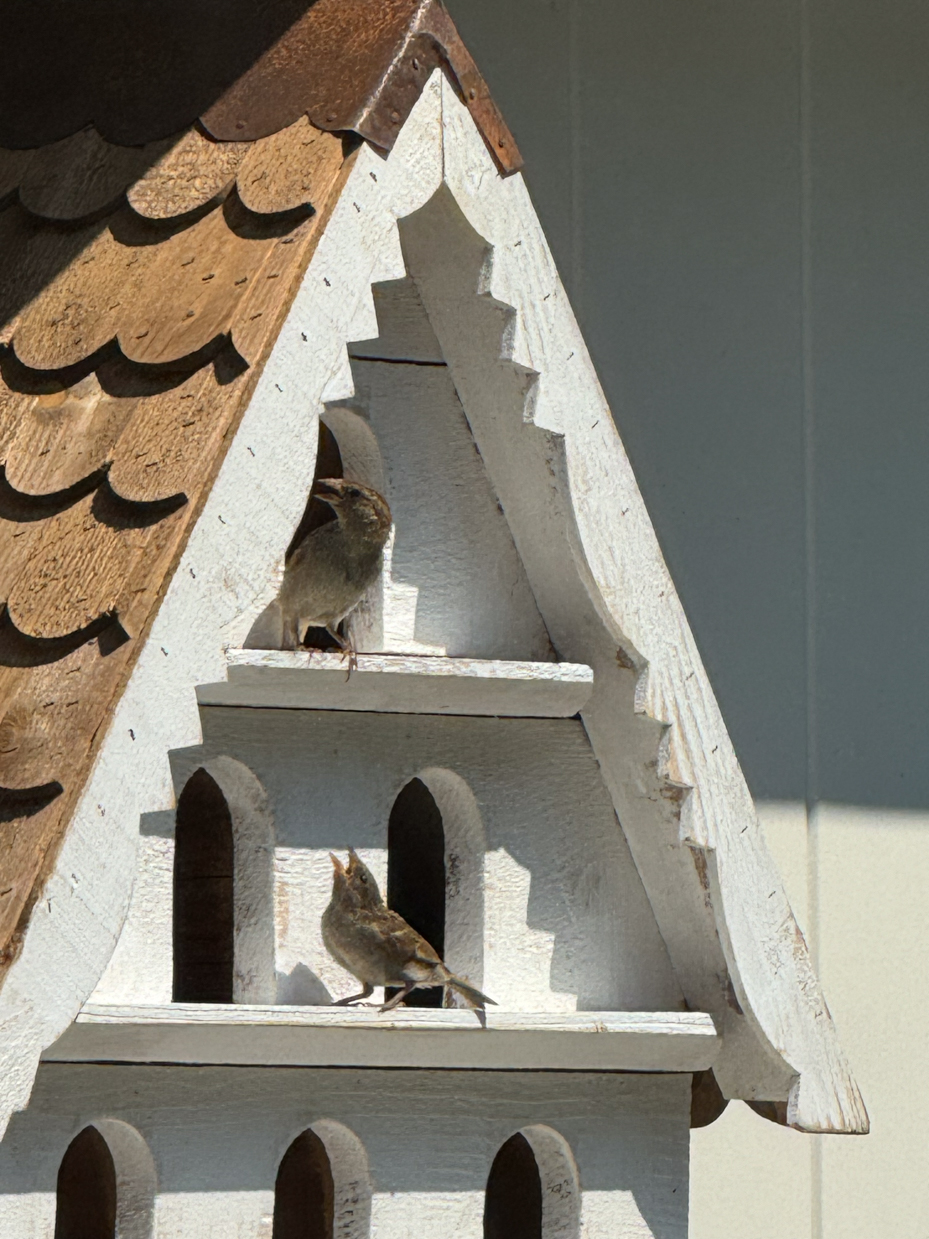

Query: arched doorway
<box><xmin>387</xmin><ymin>777</ymin><xmax>446</xmax><ymax>1007</ymax></box>
<box><xmin>55</xmin><ymin>1126</ymin><xmax>116</xmax><ymax>1239</ymax></box>
<box><xmin>387</xmin><ymin>768</ymin><xmax>486</xmax><ymax>1007</ymax></box>
<box><xmin>172</xmin><ymin>757</ymin><xmax>276</xmax><ymax>1004</ymax></box>
<box><xmin>173</xmin><ymin>767</ymin><xmax>235</xmax><ymax>1003</ymax></box>
<box><xmin>54</xmin><ymin>1121</ymin><xmax>156</xmax><ymax>1239</ymax></box>
<box><xmin>484</xmin><ymin>1125</ymin><xmax>580</xmax><ymax>1239</ymax></box>
<box><xmin>273</xmin><ymin>1121</ymin><xmax>371</xmax><ymax>1239</ymax></box>
<box><xmin>273</xmin><ymin>1128</ymin><xmax>334</xmax><ymax>1239</ymax></box>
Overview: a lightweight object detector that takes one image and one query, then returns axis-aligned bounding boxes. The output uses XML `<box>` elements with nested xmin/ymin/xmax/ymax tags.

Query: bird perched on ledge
<box><xmin>322</xmin><ymin>850</ymin><xmax>496</xmax><ymax>1013</ymax></box>
<box><xmin>279</xmin><ymin>478</ymin><xmax>392</xmax><ymax>657</ymax></box>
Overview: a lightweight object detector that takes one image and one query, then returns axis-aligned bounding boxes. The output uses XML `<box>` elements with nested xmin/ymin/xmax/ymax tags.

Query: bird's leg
<box><xmin>333</xmin><ymin>983</ymin><xmax>374</xmax><ymax>1006</ymax></box>
<box><xmin>379</xmin><ymin>981</ymin><xmax>416</xmax><ymax>1013</ymax></box>
<box><xmin>281</xmin><ymin>612</ymin><xmax>300</xmax><ymax>651</ymax></box>
<box><xmin>325</xmin><ymin>623</ymin><xmax>358</xmax><ymax>679</ymax></box>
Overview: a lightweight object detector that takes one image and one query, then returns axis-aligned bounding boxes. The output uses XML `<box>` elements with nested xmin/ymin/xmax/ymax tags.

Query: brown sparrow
<box><xmin>322</xmin><ymin>850</ymin><xmax>496</xmax><ymax>1012</ymax></box>
<box><xmin>279</xmin><ymin>479</ymin><xmax>391</xmax><ymax>656</ymax></box>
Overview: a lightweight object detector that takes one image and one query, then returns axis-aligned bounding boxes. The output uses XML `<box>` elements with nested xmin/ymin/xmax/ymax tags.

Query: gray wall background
<box><xmin>446</xmin><ymin>0</ymin><xmax>929</xmax><ymax>813</ymax></box>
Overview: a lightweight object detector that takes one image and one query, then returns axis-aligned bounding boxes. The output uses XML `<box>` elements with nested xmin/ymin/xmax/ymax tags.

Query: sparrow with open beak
<box><xmin>322</xmin><ymin>849</ymin><xmax>495</xmax><ymax>1012</ymax></box>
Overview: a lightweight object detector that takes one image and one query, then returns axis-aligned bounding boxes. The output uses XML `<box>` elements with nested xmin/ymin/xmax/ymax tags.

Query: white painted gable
<box><xmin>0</xmin><ymin>70</ymin><xmax>865</xmax><ymax>1150</ymax></box>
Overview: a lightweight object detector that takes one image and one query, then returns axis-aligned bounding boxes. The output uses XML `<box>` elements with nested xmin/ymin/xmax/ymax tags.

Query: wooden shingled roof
<box><xmin>0</xmin><ymin>0</ymin><xmax>518</xmax><ymax>970</ymax></box>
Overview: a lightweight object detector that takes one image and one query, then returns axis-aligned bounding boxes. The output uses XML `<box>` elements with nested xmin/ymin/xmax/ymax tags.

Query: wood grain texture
<box><xmin>17</xmin><ymin>129</ymin><xmax>172</xmax><ymax>222</ymax></box>
<box><xmin>106</xmin><ymin>352</ymin><xmax>246</xmax><ymax>504</ymax></box>
<box><xmin>4</xmin><ymin>376</ymin><xmax>132</xmax><ymax>497</ymax></box>
<box><xmin>236</xmin><ymin>119</ymin><xmax>343</xmax><ymax>215</ymax></box>
<box><xmin>231</xmin><ymin>147</ymin><xmax>359</xmax><ymax>365</ymax></box>
<box><xmin>6</xmin><ymin>492</ymin><xmax>163</xmax><ymax>639</ymax></box>
<box><xmin>0</xmin><ymin>204</ymin><xmax>103</xmax><ymax>350</ymax></box>
<box><xmin>12</xmin><ymin>189</ymin><xmax>344</xmax><ymax>370</ymax></box>
<box><xmin>1</xmin><ymin>122</ymin><xmax>340</xmax><ymax>225</ymax></box>
<box><xmin>0</xmin><ymin>638</ymin><xmax>137</xmax><ymax>958</ymax></box>
<box><xmin>126</xmin><ymin>129</ymin><xmax>247</xmax><ymax>221</ymax></box>
<box><xmin>11</xmin><ymin>213</ymin><xmax>155</xmax><ymax>370</ymax></box>
<box><xmin>0</xmin><ymin>120</ymin><xmax>349</xmax><ymax>993</ymax></box>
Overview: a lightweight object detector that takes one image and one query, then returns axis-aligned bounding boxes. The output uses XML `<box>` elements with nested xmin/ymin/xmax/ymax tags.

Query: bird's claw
<box><xmin>339</xmin><ymin>645</ymin><xmax>358</xmax><ymax>681</ymax></box>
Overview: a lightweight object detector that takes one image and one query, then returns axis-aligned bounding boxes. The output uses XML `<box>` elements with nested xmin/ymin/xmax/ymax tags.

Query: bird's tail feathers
<box><xmin>445</xmin><ymin>973</ymin><xmax>496</xmax><ymax>1009</ymax></box>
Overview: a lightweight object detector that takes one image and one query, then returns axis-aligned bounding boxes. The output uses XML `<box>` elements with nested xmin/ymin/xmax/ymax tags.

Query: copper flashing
<box><xmin>202</xmin><ymin>0</ymin><xmax>522</xmax><ymax>174</ymax></box>
<box><xmin>2</xmin><ymin>0</ymin><xmax>521</xmax><ymax>175</ymax></box>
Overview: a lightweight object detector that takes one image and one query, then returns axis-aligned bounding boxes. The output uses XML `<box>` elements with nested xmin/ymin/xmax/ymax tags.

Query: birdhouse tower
<box><xmin>0</xmin><ymin>3</ymin><xmax>867</xmax><ymax>1237</ymax></box>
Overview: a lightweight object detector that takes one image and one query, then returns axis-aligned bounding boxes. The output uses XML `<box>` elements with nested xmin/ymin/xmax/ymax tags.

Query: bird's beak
<box><xmin>329</xmin><ymin>852</ymin><xmax>346</xmax><ymax>875</ymax></box>
<box><xmin>315</xmin><ymin>478</ymin><xmax>342</xmax><ymax>499</ymax></box>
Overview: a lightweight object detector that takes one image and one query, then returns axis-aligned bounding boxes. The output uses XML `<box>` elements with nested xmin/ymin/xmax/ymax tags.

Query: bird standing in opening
<box><xmin>279</xmin><ymin>478</ymin><xmax>392</xmax><ymax>662</ymax></box>
<box><xmin>322</xmin><ymin>850</ymin><xmax>496</xmax><ymax>1013</ymax></box>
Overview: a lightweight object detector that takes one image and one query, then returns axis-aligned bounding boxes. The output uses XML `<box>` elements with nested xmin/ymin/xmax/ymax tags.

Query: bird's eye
<box><xmin>359</xmin><ymin>872</ymin><xmax>367</xmax><ymax>883</ymax></box>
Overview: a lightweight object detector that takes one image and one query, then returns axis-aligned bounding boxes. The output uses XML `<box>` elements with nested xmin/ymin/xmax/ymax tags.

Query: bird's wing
<box><xmin>363</xmin><ymin>908</ymin><xmax>444</xmax><ymax>970</ymax></box>
<box><xmin>280</xmin><ymin>525</ymin><xmax>353</xmax><ymax>619</ymax></box>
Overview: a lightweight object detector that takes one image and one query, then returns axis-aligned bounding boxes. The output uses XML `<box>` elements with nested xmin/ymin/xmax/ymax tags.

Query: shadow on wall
<box><xmin>445</xmin><ymin>0</ymin><xmax>929</xmax><ymax>814</ymax></box>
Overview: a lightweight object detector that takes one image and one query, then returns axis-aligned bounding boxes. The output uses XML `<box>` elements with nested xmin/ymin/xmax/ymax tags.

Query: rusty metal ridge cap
<box><xmin>351</xmin><ymin>0</ymin><xmax>523</xmax><ymax>175</ymax></box>
<box><xmin>201</xmin><ymin>0</ymin><xmax>522</xmax><ymax>176</ymax></box>
<box><xmin>416</xmin><ymin>0</ymin><xmax>522</xmax><ymax>174</ymax></box>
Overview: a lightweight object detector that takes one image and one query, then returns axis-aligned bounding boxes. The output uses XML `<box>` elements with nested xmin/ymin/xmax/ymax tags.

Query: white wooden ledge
<box><xmin>45</xmin><ymin>1005</ymin><xmax>717</xmax><ymax>1073</ymax></box>
<box><xmin>196</xmin><ymin>651</ymin><xmax>594</xmax><ymax>717</ymax></box>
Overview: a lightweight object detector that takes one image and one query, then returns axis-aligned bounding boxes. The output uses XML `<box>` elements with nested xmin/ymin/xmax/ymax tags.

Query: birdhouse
<box><xmin>0</xmin><ymin>2</ymin><xmax>867</xmax><ymax>1236</ymax></box>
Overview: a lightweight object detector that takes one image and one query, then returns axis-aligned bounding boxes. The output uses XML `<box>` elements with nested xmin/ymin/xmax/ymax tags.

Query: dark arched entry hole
<box><xmin>287</xmin><ymin>421</ymin><xmax>346</xmax><ymax>652</ymax></box>
<box><xmin>55</xmin><ymin>1126</ymin><xmax>117</xmax><ymax>1239</ymax></box>
<box><xmin>387</xmin><ymin>776</ymin><xmax>445</xmax><ymax>1008</ymax></box>
<box><xmin>273</xmin><ymin>1128</ymin><xmax>335</xmax><ymax>1239</ymax></box>
<box><xmin>173</xmin><ymin>767</ymin><xmax>234</xmax><ymax>1003</ymax></box>
<box><xmin>690</xmin><ymin>1068</ymin><xmax>729</xmax><ymax>1127</ymax></box>
<box><xmin>484</xmin><ymin>1131</ymin><xmax>542</xmax><ymax>1239</ymax></box>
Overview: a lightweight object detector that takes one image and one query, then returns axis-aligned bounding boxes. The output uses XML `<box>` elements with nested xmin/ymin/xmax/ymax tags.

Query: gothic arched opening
<box><xmin>483</xmin><ymin>1132</ymin><xmax>542</xmax><ymax>1239</ymax></box>
<box><xmin>286</xmin><ymin>421</ymin><xmax>345</xmax><ymax>653</ymax></box>
<box><xmin>54</xmin><ymin>1126</ymin><xmax>117</xmax><ymax>1239</ymax></box>
<box><xmin>173</xmin><ymin>767</ymin><xmax>234</xmax><ymax>1003</ymax></box>
<box><xmin>273</xmin><ymin>1128</ymin><xmax>335</xmax><ymax>1239</ymax></box>
<box><xmin>387</xmin><ymin>776</ymin><xmax>446</xmax><ymax>1007</ymax></box>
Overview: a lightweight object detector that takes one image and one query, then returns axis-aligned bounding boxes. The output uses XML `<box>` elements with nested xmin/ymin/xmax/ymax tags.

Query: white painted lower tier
<box><xmin>0</xmin><ymin>1063</ymin><xmax>691</xmax><ymax>1239</ymax></box>
<box><xmin>45</xmin><ymin>1004</ymin><xmax>718</xmax><ymax>1072</ymax></box>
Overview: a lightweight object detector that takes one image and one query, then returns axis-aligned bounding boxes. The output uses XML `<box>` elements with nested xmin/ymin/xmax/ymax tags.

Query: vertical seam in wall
<box><xmin>799</xmin><ymin>0</ymin><xmax>823</xmax><ymax>1234</ymax></box>
<box><xmin>440</xmin><ymin>69</ymin><xmax>447</xmax><ymax>185</ymax></box>
<box><xmin>569</xmin><ymin>0</ymin><xmax>583</xmax><ymax>311</ymax></box>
